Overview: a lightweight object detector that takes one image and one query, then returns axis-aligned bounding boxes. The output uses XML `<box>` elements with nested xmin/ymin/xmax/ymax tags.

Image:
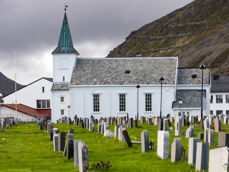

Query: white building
<box><xmin>51</xmin><ymin>11</ymin><xmax>211</xmax><ymax>122</ymax></box>
<box><xmin>3</xmin><ymin>77</ymin><xmax>53</xmax><ymax>109</ymax></box>
<box><xmin>210</xmin><ymin>75</ymin><xmax>229</xmax><ymax>115</ymax></box>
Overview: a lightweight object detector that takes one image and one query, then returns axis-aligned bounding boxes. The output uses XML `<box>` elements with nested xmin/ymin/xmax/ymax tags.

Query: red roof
<box><xmin>2</xmin><ymin>104</ymin><xmax>51</xmax><ymax>119</ymax></box>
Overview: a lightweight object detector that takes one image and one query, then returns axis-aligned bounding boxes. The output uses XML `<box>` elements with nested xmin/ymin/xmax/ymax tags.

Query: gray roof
<box><xmin>52</xmin><ymin>83</ymin><xmax>69</xmax><ymax>91</ymax></box>
<box><xmin>172</xmin><ymin>90</ymin><xmax>205</xmax><ymax>108</ymax></box>
<box><xmin>177</xmin><ymin>68</ymin><xmax>210</xmax><ymax>85</ymax></box>
<box><xmin>211</xmin><ymin>76</ymin><xmax>229</xmax><ymax>92</ymax></box>
<box><xmin>71</xmin><ymin>57</ymin><xmax>177</xmax><ymax>85</ymax></box>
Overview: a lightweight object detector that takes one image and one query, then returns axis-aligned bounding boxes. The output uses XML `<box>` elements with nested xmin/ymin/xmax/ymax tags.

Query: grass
<box><xmin>0</xmin><ymin>122</ymin><xmax>227</xmax><ymax>172</ymax></box>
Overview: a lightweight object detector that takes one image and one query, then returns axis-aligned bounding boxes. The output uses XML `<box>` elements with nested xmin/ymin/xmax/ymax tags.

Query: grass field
<box><xmin>0</xmin><ymin>122</ymin><xmax>227</xmax><ymax>172</ymax></box>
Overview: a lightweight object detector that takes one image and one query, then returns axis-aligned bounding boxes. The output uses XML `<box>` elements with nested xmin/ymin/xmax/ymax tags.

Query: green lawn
<box><xmin>0</xmin><ymin>122</ymin><xmax>227</xmax><ymax>172</ymax></box>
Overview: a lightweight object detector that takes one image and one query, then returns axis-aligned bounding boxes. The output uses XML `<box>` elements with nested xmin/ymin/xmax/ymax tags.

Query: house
<box><xmin>51</xmin><ymin>11</ymin><xmax>211</xmax><ymax>122</ymax></box>
<box><xmin>210</xmin><ymin>75</ymin><xmax>229</xmax><ymax>115</ymax></box>
<box><xmin>3</xmin><ymin>77</ymin><xmax>53</xmax><ymax>110</ymax></box>
<box><xmin>0</xmin><ymin>104</ymin><xmax>51</xmax><ymax>122</ymax></box>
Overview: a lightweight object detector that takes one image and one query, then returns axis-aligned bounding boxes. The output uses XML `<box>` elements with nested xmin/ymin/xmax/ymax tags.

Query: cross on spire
<box><xmin>64</xmin><ymin>4</ymin><xmax>68</xmax><ymax>13</ymax></box>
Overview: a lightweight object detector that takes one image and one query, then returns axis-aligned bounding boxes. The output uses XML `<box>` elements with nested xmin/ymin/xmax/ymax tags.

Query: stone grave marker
<box><xmin>209</xmin><ymin>147</ymin><xmax>229</xmax><ymax>172</ymax></box>
<box><xmin>204</xmin><ymin>129</ymin><xmax>209</xmax><ymax>143</ymax></box>
<box><xmin>171</xmin><ymin>138</ymin><xmax>182</xmax><ymax>162</ymax></box>
<box><xmin>163</xmin><ymin>119</ymin><xmax>168</xmax><ymax>131</ymax></box>
<box><xmin>128</xmin><ymin>118</ymin><xmax>133</xmax><ymax>128</ymax></box>
<box><xmin>197</xmin><ymin>132</ymin><xmax>204</xmax><ymax>140</ymax></box>
<box><xmin>214</xmin><ymin>119</ymin><xmax>221</xmax><ymax>132</ymax></box>
<box><xmin>53</xmin><ymin>134</ymin><xmax>58</xmax><ymax>152</ymax></box>
<box><xmin>218</xmin><ymin>132</ymin><xmax>229</xmax><ymax>147</ymax></box>
<box><xmin>89</xmin><ymin>123</ymin><xmax>95</xmax><ymax>132</ymax></box>
<box><xmin>78</xmin><ymin>142</ymin><xmax>89</xmax><ymax>172</ymax></box>
<box><xmin>74</xmin><ymin>140</ymin><xmax>81</xmax><ymax>167</ymax></box>
<box><xmin>122</xmin><ymin>128</ymin><xmax>132</xmax><ymax>147</ymax></box>
<box><xmin>158</xmin><ymin>118</ymin><xmax>163</xmax><ymax>131</ymax></box>
<box><xmin>58</xmin><ymin>132</ymin><xmax>66</xmax><ymax>151</ymax></box>
<box><xmin>175</xmin><ymin>117</ymin><xmax>182</xmax><ymax>136</ymax></box>
<box><xmin>195</xmin><ymin>142</ymin><xmax>209</xmax><ymax>171</ymax></box>
<box><xmin>188</xmin><ymin>138</ymin><xmax>200</xmax><ymax>165</ymax></box>
<box><xmin>133</xmin><ymin>120</ymin><xmax>138</xmax><ymax>128</ymax></box>
<box><xmin>186</xmin><ymin>125</ymin><xmax>194</xmax><ymax>138</ymax></box>
<box><xmin>114</xmin><ymin>126</ymin><xmax>118</xmax><ymax>137</ymax></box>
<box><xmin>141</xmin><ymin>130</ymin><xmax>149</xmax><ymax>153</ymax></box>
<box><xmin>157</xmin><ymin>131</ymin><xmax>169</xmax><ymax>159</ymax></box>
<box><xmin>208</xmin><ymin>129</ymin><xmax>214</xmax><ymax>146</ymax></box>
<box><xmin>67</xmin><ymin>133</ymin><xmax>74</xmax><ymax>159</ymax></box>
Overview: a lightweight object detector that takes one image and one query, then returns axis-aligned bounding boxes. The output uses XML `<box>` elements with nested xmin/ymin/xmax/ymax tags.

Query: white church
<box><xmin>51</xmin><ymin>11</ymin><xmax>211</xmax><ymax>122</ymax></box>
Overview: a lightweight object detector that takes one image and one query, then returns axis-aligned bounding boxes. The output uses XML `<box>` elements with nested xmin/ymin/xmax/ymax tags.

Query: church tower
<box><xmin>52</xmin><ymin>8</ymin><xmax>78</xmax><ymax>122</ymax></box>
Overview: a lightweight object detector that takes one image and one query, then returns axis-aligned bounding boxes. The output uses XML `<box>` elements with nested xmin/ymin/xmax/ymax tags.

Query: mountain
<box><xmin>108</xmin><ymin>0</ymin><xmax>229</xmax><ymax>75</ymax></box>
<box><xmin>0</xmin><ymin>72</ymin><xmax>24</xmax><ymax>97</ymax></box>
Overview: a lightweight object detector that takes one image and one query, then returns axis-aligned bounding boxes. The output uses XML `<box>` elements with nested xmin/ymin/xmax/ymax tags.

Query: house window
<box><xmin>216</xmin><ymin>110</ymin><xmax>223</xmax><ymax>115</ymax></box>
<box><xmin>226</xmin><ymin>95</ymin><xmax>229</xmax><ymax>103</ymax></box>
<box><xmin>93</xmin><ymin>94</ymin><xmax>100</xmax><ymax>112</ymax></box>
<box><xmin>210</xmin><ymin>110</ymin><xmax>213</xmax><ymax>115</ymax></box>
<box><xmin>119</xmin><ymin>94</ymin><xmax>126</xmax><ymax>112</ymax></box>
<box><xmin>36</xmin><ymin>99</ymin><xmax>50</xmax><ymax>109</ymax></box>
<box><xmin>187</xmin><ymin>112</ymin><xmax>189</xmax><ymax>115</ymax></box>
<box><xmin>226</xmin><ymin>111</ymin><xmax>229</xmax><ymax>115</ymax></box>
<box><xmin>60</xmin><ymin>96</ymin><xmax>64</xmax><ymax>102</ymax></box>
<box><xmin>210</xmin><ymin>95</ymin><xmax>213</xmax><ymax>103</ymax></box>
<box><xmin>63</xmin><ymin>76</ymin><xmax>65</xmax><ymax>82</ymax></box>
<box><xmin>216</xmin><ymin>95</ymin><xmax>223</xmax><ymax>103</ymax></box>
<box><xmin>42</xmin><ymin>87</ymin><xmax>45</xmax><ymax>93</ymax></box>
<box><xmin>145</xmin><ymin>94</ymin><xmax>152</xmax><ymax>111</ymax></box>
<box><xmin>61</xmin><ymin>109</ymin><xmax>64</xmax><ymax>115</ymax></box>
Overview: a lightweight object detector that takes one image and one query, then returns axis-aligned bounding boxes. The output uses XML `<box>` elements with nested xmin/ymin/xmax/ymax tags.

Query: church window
<box><xmin>226</xmin><ymin>95</ymin><xmax>229</xmax><ymax>103</ymax></box>
<box><xmin>216</xmin><ymin>95</ymin><xmax>223</xmax><ymax>103</ymax></box>
<box><xmin>60</xmin><ymin>96</ymin><xmax>64</xmax><ymax>102</ymax></box>
<box><xmin>145</xmin><ymin>94</ymin><xmax>152</xmax><ymax>111</ymax></box>
<box><xmin>93</xmin><ymin>94</ymin><xmax>100</xmax><ymax>112</ymax></box>
<box><xmin>210</xmin><ymin>95</ymin><xmax>213</xmax><ymax>103</ymax></box>
<box><xmin>61</xmin><ymin>109</ymin><xmax>64</xmax><ymax>115</ymax></box>
<box><xmin>42</xmin><ymin>87</ymin><xmax>45</xmax><ymax>93</ymax></box>
<box><xmin>119</xmin><ymin>94</ymin><xmax>126</xmax><ymax>112</ymax></box>
<box><xmin>36</xmin><ymin>99</ymin><xmax>50</xmax><ymax>109</ymax></box>
<box><xmin>63</xmin><ymin>76</ymin><xmax>65</xmax><ymax>82</ymax></box>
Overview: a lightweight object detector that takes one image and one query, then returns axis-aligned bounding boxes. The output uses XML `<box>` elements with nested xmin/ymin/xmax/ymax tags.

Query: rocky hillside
<box><xmin>0</xmin><ymin>72</ymin><xmax>24</xmax><ymax>97</ymax></box>
<box><xmin>108</xmin><ymin>0</ymin><xmax>229</xmax><ymax>75</ymax></box>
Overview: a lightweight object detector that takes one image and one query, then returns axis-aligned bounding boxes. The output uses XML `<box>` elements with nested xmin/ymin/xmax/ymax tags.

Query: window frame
<box><xmin>216</xmin><ymin>95</ymin><xmax>223</xmax><ymax>103</ymax></box>
<box><xmin>119</xmin><ymin>93</ymin><xmax>126</xmax><ymax>112</ymax></box>
<box><xmin>145</xmin><ymin>93</ymin><xmax>152</xmax><ymax>112</ymax></box>
<box><xmin>36</xmin><ymin>99</ymin><xmax>50</xmax><ymax>109</ymax></box>
<box><xmin>93</xmin><ymin>94</ymin><xmax>100</xmax><ymax>113</ymax></box>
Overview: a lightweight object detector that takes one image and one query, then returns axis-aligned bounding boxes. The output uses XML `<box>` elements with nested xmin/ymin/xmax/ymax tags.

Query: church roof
<box><xmin>177</xmin><ymin>67</ymin><xmax>210</xmax><ymax>85</ymax></box>
<box><xmin>52</xmin><ymin>83</ymin><xmax>69</xmax><ymax>91</ymax></box>
<box><xmin>52</xmin><ymin>13</ymin><xmax>79</xmax><ymax>55</ymax></box>
<box><xmin>211</xmin><ymin>75</ymin><xmax>229</xmax><ymax>92</ymax></box>
<box><xmin>71</xmin><ymin>57</ymin><xmax>178</xmax><ymax>85</ymax></box>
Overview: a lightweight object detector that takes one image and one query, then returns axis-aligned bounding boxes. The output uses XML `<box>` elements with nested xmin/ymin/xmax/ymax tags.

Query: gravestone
<box><xmin>67</xmin><ymin>133</ymin><xmax>74</xmax><ymax>159</ymax></box>
<box><xmin>148</xmin><ymin>117</ymin><xmax>153</xmax><ymax>125</ymax></box>
<box><xmin>171</xmin><ymin>138</ymin><xmax>182</xmax><ymax>162</ymax></box>
<box><xmin>128</xmin><ymin>118</ymin><xmax>133</xmax><ymax>128</ymax></box>
<box><xmin>198</xmin><ymin>132</ymin><xmax>204</xmax><ymax>140</ymax></box>
<box><xmin>208</xmin><ymin>129</ymin><xmax>214</xmax><ymax>146</ymax></box>
<box><xmin>214</xmin><ymin>119</ymin><xmax>221</xmax><ymax>132</ymax></box>
<box><xmin>74</xmin><ymin>140</ymin><xmax>81</xmax><ymax>167</ymax></box>
<box><xmin>224</xmin><ymin>116</ymin><xmax>228</xmax><ymax>125</ymax></box>
<box><xmin>141</xmin><ymin>130</ymin><xmax>149</xmax><ymax>153</ymax></box>
<box><xmin>50</xmin><ymin>128</ymin><xmax>54</xmax><ymax>141</ymax></box>
<box><xmin>114</xmin><ymin>126</ymin><xmax>119</xmax><ymax>137</ymax></box>
<box><xmin>47</xmin><ymin>123</ymin><xmax>50</xmax><ymax>135</ymax></box>
<box><xmin>204</xmin><ymin>118</ymin><xmax>209</xmax><ymax>130</ymax></box>
<box><xmin>58</xmin><ymin>132</ymin><xmax>66</xmax><ymax>151</ymax></box>
<box><xmin>218</xmin><ymin>132</ymin><xmax>229</xmax><ymax>147</ymax></box>
<box><xmin>133</xmin><ymin>120</ymin><xmax>138</xmax><ymax>128</ymax></box>
<box><xmin>188</xmin><ymin>138</ymin><xmax>200</xmax><ymax>164</ymax></box>
<box><xmin>163</xmin><ymin>119</ymin><xmax>168</xmax><ymax>131</ymax></box>
<box><xmin>78</xmin><ymin>142</ymin><xmax>89</xmax><ymax>172</ymax></box>
<box><xmin>154</xmin><ymin>117</ymin><xmax>158</xmax><ymax>125</ymax></box>
<box><xmin>175</xmin><ymin>117</ymin><xmax>182</xmax><ymax>136</ymax></box>
<box><xmin>195</xmin><ymin>142</ymin><xmax>209</xmax><ymax>171</ymax></box>
<box><xmin>209</xmin><ymin>147</ymin><xmax>229</xmax><ymax>172</ymax></box>
<box><xmin>122</xmin><ymin>128</ymin><xmax>132</xmax><ymax>147</ymax></box>
<box><xmin>104</xmin><ymin>129</ymin><xmax>114</xmax><ymax>138</ymax></box>
<box><xmin>118</xmin><ymin>126</ymin><xmax>126</xmax><ymax>142</ymax></box>
<box><xmin>191</xmin><ymin>116</ymin><xmax>195</xmax><ymax>123</ymax></box>
<box><xmin>157</xmin><ymin>131</ymin><xmax>169</xmax><ymax>159</ymax></box>
<box><xmin>89</xmin><ymin>123</ymin><xmax>95</xmax><ymax>132</ymax></box>
<box><xmin>170</xmin><ymin>117</ymin><xmax>174</xmax><ymax>123</ymax></box>
<box><xmin>103</xmin><ymin>122</ymin><xmax>109</xmax><ymax>132</ymax></box>
<box><xmin>53</xmin><ymin>134</ymin><xmax>58</xmax><ymax>151</ymax></box>
<box><xmin>182</xmin><ymin>117</ymin><xmax>186</xmax><ymax>127</ymax></box>
<box><xmin>199</xmin><ymin>118</ymin><xmax>204</xmax><ymax>130</ymax></box>
<box><xmin>204</xmin><ymin>129</ymin><xmax>209</xmax><ymax>143</ymax></box>
<box><xmin>186</xmin><ymin>125</ymin><xmax>194</xmax><ymax>138</ymax></box>
<box><xmin>140</xmin><ymin>116</ymin><xmax>145</xmax><ymax>123</ymax></box>
<box><xmin>158</xmin><ymin>118</ymin><xmax>163</xmax><ymax>131</ymax></box>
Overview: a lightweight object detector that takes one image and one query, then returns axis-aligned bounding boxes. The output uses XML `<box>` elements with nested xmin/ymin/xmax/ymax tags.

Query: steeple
<box><xmin>52</xmin><ymin>9</ymin><xmax>79</xmax><ymax>55</ymax></box>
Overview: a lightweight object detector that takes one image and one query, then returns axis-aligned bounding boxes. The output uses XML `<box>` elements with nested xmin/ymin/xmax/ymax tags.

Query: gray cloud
<box><xmin>0</xmin><ymin>0</ymin><xmax>193</xmax><ymax>84</ymax></box>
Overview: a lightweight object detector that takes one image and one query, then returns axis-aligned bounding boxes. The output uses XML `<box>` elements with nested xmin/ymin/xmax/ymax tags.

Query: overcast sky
<box><xmin>0</xmin><ymin>0</ymin><xmax>193</xmax><ymax>85</ymax></box>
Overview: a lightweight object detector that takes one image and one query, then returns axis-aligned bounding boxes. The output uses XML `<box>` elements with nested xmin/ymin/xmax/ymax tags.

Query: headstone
<box><xmin>175</xmin><ymin>117</ymin><xmax>182</xmax><ymax>136</ymax></box>
<box><xmin>128</xmin><ymin>118</ymin><xmax>133</xmax><ymax>128</ymax></box>
<box><xmin>67</xmin><ymin>133</ymin><xmax>74</xmax><ymax>159</ymax></box>
<box><xmin>133</xmin><ymin>120</ymin><xmax>138</xmax><ymax>128</ymax></box>
<box><xmin>158</xmin><ymin>118</ymin><xmax>163</xmax><ymax>131</ymax></box>
<box><xmin>182</xmin><ymin>117</ymin><xmax>186</xmax><ymax>127</ymax></box>
<box><xmin>78</xmin><ymin>142</ymin><xmax>89</xmax><ymax>172</ymax></box>
<box><xmin>208</xmin><ymin>129</ymin><xmax>214</xmax><ymax>146</ymax></box>
<box><xmin>141</xmin><ymin>130</ymin><xmax>149</xmax><ymax>153</ymax></box>
<box><xmin>148</xmin><ymin>117</ymin><xmax>153</xmax><ymax>125</ymax></box>
<box><xmin>163</xmin><ymin>119</ymin><xmax>168</xmax><ymax>131</ymax></box>
<box><xmin>140</xmin><ymin>116</ymin><xmax>145</xmax><ymax>123</ymax></box>
<box><xmin>195</xmin><ymin>142</ymin><xmax>209</xmax><ymax>171</ymax></box>
<box><xmin>198</xmin><ymin>132</ymin><xmax>204</xmax><ymax>140</ymax></box>
<box><xmin>89</xmin><ymin>123</ymin><xmax>95</xmax><ymax>132</ymax></box>
<box><xmin>157</xmin><ymin>131</ymin><xmax>169</xmax><ymax>159</ymax></box>
<box><xmin>218</xmin><ymin>132</ymin><xmax>229</xmax><ymax>147</ymax></box>
<box><xmin>214</xmin><ymin>119</ymin><xmax>221</xmax><ymax>132</ymax></box>
<box><xmin>199</xmin><ymin>118</ymin><xmax>204</xmax><ymax>130</ymax></box>
<box><xmin>53</xmin><ymin>134</ymin><xmax>58</xmax><ymax>151</ymax></box>
<box><xmin>118</xmin><ymin>126</ymin><xmax>126</xmax><ymax>142</ymax></box>
<box><xmin>209</xmin><ymin>147</ymin><xmax>229</xmax><ymax>172</ymax></box>
<box><xmin>204</xmin><ymin>118</ymin><xmax>209</xmax><ymax>130</ymax></box>
<box><xmin>104</xmin><ymin>129</ymin><xmax>114</xmax><ymax>138</ymax></box>
<box><xmin>204</xmin><ymin>129</ymin><xmax>209</xmax><ymax>143</ymax></box>
<box><xmin>186</xmin><ymin>125</ymin><xmax>194</xmax><ymax>138</ymax></box>
<box><xmin>171</xmin><ymin>138</ymin><xmax>182</xmax><ymax>162</ymax></box>
<box><xmin>122</xmin><ymin>128</ymin><xmax>132</xmax><ymax>147</ymax></box>
<box><xmin>114</xmin><ymin>126</ymin><xmax>118</xmax><ymax>137</ymax></box>
<box><xmin>74</xmin><ymin>140</ymin><xmax>81</xmax><ymax>167</ymax></box>
<box><xmin>103</xmin><ymin>122</ymin><xmax>109</xmax><ymax>132</ymax></box>
<box><xmin>47</xmin><ymin>123</ymin><xmax>50</xmax><ymax>135</ymax></box>
<box><xmin>58</xmin><ymin>132</ymin><xmax>66</xmax><ymax>151</ymax></box>
<box><xmin>188</xmin><ymin>138</ymin><xmax>200</xmax><ymax>164</ymax></box>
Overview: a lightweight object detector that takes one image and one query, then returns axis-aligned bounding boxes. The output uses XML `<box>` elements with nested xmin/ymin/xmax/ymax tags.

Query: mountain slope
<box><xmin>0</xmin><ymin>72</ymin><xmax>24</xmax><ymax>97</ymax></box>
<box><xmin>108</xmin><ymin>0</ymin><xmax>229</xmax><ymax>75</ymax></box>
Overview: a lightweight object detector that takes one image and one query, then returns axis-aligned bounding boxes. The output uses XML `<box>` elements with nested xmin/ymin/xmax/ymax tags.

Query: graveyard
<box><xmin>0</xmin><ymin>116</ymin><xmax>229</xmax><ymax>172</ymax></box>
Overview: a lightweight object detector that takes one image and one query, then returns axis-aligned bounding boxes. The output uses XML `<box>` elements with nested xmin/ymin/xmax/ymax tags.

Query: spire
<box><xmin>52</xmin><ymin>8</ymin><xmax>79</xmax><ymax>55</ymax></box>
